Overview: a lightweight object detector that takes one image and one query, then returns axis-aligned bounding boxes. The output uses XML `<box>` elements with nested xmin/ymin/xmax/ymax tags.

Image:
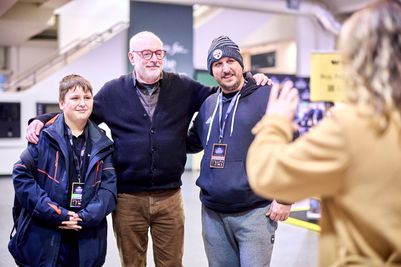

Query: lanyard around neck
<box><xmin>66</xmin><ymin>127</ymin><xmax>87</xmax><ymax>183</ymax></box>
<box><xmin>206</xmin><ymin>91</ymin><xmax>241</xmax><ymax>145</ymax></box>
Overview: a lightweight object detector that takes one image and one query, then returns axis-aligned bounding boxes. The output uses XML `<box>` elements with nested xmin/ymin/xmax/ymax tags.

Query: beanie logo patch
<box><xmin>212</xmin><ymin>49</ymin><xmax>223</xmax><ymax>60</ymax></box>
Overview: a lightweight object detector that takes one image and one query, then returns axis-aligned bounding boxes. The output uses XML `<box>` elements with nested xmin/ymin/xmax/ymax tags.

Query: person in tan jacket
<box><xmin>246</xmin><ymin>0</ymin><xmax>401</xmax><ymax>266</ymax></box>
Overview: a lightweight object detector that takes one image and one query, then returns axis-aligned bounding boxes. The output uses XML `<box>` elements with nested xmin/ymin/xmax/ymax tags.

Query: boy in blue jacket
<box><xmin>9</xmin><ymin>74</ymin><xmax>117</xmax><ymax>267</ymax></box>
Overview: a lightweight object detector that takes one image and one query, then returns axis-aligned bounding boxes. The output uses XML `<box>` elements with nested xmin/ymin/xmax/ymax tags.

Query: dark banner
<box><xmin>129</xmin><ymin>1</ymin><xmax>193</xmax><ymax>77</ymax></box>
<box><xmin>264</xmin><ymin>73</ymin><xmax>333</xmax><ymax>135</ymax></box>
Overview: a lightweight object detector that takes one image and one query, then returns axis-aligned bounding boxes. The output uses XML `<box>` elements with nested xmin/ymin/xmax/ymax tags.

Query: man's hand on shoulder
<box><xmin>26</xmin><ymin>119</ymin><xmax>44</xmax><ymax>144</ymax></box>
<box><xmin>251</xmin><ymin>73</ymin><xmax>273</xmax><ymax>86</ymax></box>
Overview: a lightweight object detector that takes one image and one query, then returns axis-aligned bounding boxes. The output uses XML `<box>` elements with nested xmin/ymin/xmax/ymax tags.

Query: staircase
<box><xmin>1</xmin><ymin>21</ymin><xmax>128</xmax><ymax>92</ymax></box>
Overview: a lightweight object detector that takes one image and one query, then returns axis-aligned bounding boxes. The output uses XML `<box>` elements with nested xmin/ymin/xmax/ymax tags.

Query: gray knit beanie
<box><xmin>207</xmin><ymin>35</ymin><xmax>244</xmax><ymax>75</ymax></box>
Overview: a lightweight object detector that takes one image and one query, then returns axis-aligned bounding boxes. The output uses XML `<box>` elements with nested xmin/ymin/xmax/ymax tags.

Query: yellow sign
<box><xmin>310</xmin><ymin>52</ymin><xmax>346</xmax><ymax>102</ymax></box>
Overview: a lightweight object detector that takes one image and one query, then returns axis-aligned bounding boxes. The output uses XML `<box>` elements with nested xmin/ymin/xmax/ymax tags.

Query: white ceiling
<box><xmin>0</xmin><ymin>0</ymin><xmax>70</xmax><ymax>46</ymax></box>
<box><xmin>147</xmin><ymin>0</ymin><xmax>370</xmax><ymax>15</ymax></box>
<box><xmin>320</xmin><ymin>0</ymin><xmax>369</xmax><ymax>14</ymax></box>
<box><xmin>0</xmin><ymin>0</ymin><xmax>370</xmax><ymax>47</ymax></box>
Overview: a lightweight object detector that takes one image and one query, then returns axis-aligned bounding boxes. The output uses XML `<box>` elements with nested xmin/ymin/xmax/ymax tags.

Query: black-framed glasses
<box><xmin>133</xmin><ymin>50</ymin><xmax>166</xmax><ymax>60</ymax></box>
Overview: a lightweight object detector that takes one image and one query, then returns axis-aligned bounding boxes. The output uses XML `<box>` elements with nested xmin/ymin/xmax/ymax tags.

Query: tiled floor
<box><xmin>0</xmin><ymin>171</ymin><xmax>319</xmax><ymax>267</ymax></box>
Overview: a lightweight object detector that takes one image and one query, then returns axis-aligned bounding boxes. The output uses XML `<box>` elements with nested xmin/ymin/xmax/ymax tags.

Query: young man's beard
<box><xmin>219</xmin><ymin>79</ymin><xmax>242</xmax><ymax>93</ymax></box>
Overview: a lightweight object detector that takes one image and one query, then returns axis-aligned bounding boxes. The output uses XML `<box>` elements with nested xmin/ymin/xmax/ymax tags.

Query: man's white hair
<box><xmin>129</xmin><ymin>31</ymin><xmax>163</xmax><ymax>51</ymax></box>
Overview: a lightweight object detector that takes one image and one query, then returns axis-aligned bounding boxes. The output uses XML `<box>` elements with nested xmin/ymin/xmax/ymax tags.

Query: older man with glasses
<box><xmin>26</xmin><ymin>31</ymin><xmax>270</xmax><ymax>267</ymax></box>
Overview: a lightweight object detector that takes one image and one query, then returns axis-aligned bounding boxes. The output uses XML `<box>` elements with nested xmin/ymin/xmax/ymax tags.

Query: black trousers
<box><xmin>57</xmin><ymin>231</ymin><xmax>79</xmax><ymax>267</ymax></box>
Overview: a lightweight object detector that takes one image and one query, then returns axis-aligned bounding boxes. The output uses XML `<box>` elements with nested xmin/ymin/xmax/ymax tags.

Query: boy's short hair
<box><xmin>59</xmin><ymin>74</ymin><xmax>93</xmax><ymax>101</ymax></box>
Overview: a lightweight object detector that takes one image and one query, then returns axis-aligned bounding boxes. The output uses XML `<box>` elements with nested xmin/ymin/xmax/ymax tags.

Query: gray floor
<box><xmin>0</xmin><ymin>171</ymin><xmax>318</xmax><ymax>267</ymax></box>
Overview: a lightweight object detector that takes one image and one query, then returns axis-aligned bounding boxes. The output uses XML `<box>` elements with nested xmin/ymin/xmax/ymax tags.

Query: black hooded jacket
<box><xmin>187</xmin><ymin>78</ymin><xmax>273</xmax><ymax>213</ymax></box>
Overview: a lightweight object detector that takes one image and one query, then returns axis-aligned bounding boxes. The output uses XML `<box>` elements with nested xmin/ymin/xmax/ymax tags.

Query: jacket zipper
<box><xmin>54</xmin><ymin>150</ymin><xmax>59</xmax><ymax>181</ymax></box>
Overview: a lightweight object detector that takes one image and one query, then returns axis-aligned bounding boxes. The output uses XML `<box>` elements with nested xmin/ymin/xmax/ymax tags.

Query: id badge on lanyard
<box><xmin>207</xmin><ymin>91</ymin><xmax>240</xmax><ymax>169</ymax></box>
<box><xmin>70</xmin><ymin>182</ymin><xmax>84</xmax><ymax>208</ymax></box>
<box><xmin>210</xmin><ymin>143</ymin><xmax>227</xmax><ymax>168</ymax></box>
<box><xmin>66</xmin><ymin>127</ymin><xmax>87</xmax><ymax>208</ymax></box>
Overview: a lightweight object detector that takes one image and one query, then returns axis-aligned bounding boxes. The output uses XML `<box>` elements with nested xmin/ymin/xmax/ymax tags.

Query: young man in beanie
<box><xmin>187</xmin><ymin>35</ymin><xmax>291</xmax><ymax>267</ymax></box>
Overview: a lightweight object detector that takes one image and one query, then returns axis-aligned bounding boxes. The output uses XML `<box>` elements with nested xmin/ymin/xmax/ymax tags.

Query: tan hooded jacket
<box><xmin>247</xmin><ymin>104</ymin><xmax>401</xmax><ymax>267</ymax></box>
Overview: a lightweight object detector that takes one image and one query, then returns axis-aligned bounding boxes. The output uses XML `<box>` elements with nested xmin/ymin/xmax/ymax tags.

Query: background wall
<box><xmin>57</xmin><ymin>0</ymin><xmax>129</xmax><ymax>51</ymax></box>
<box><xmin>7</xmin><ymin>40</ymin><xmax>57</xmax><ymax>78</ymax></box>
<box><xmin>0</xmin><ymin>30</ymin><xmax>127</xmax><ymax>175</ymax></box>
<box><xmin>193</xmin><ymin>8</ymin><xmax>335</xmax><ymax>76</ymax></box>
<box><xmin>0</xmin><ymin>0</ymin><xmax>338</xmax><ymax>175</ymax></box>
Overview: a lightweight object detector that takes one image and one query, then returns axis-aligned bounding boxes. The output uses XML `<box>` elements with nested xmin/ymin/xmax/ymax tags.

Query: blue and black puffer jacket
<box><xmin>9</xmin><ymin>114</ymin><xmax>117</xmax><ymax>267</ymax></box>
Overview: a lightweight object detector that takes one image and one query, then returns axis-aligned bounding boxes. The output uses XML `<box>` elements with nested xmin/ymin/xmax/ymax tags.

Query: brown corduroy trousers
<box><xmin>112</xmin><ymin>188</ymin><xmax>185</xmax><ymax>267</ymax></box>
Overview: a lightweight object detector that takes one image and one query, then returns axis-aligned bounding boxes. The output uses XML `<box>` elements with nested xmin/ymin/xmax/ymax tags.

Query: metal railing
<box><xmin>0</xmin><ymin>21</ymin><xmax>129</xmax><ymax>92</ymax></box>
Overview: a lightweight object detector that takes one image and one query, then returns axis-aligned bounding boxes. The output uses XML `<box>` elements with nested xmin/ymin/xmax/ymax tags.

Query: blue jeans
<box><xmin>202</xmin><ymin>204</ymin><xmax>277</xmax><ymax>267</ymax></box>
